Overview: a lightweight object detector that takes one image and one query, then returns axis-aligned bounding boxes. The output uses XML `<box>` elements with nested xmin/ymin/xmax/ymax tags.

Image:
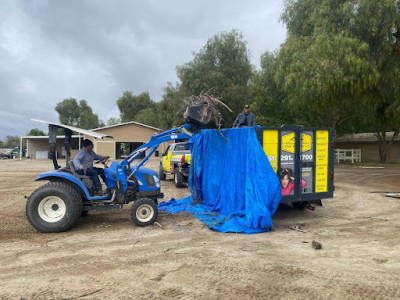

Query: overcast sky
<box><xmin>0</xmin><ymin>0</ymin><xmax>286</xmax><ymax>139</ymax></box>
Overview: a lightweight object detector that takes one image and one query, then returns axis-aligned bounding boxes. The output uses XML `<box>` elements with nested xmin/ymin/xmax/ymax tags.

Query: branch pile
<box><xmin>184</xmin><ymin>91</ymin><xmax>232</xmax><ymax>139</ymax></box>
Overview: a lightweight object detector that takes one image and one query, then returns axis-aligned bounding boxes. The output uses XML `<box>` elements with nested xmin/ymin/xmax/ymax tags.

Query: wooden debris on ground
<box><xmin>290</xmin><ymin>225</ymin><xmax>307</xmax><ymax>233</ymax></box>
<box><xmin>383</xmin><ymin>193</ymin><xmax>400</xmax><ymax>199</ymax></box>
<box><xmin>154</xmin><ymin>222</ymin><xmax>164</xmax><ymax>229</ymax></box>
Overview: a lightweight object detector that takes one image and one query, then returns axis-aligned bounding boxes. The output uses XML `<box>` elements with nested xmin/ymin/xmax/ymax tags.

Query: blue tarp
<box><xmin>158</xmin><ymin>127</ymin><xmax>282</xmax><ymax>234</ymax></box>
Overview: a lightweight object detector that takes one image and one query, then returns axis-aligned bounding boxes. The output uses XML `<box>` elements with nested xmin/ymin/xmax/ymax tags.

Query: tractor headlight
<box><xmin>153</xmin><ymin>175</ymin><xmax>160</xmax><ymax>188</ymax></box>
<box><xmin>137</xmin><ymin>179</ymin><xmax>143</xmax><ymax>186</ymax></box>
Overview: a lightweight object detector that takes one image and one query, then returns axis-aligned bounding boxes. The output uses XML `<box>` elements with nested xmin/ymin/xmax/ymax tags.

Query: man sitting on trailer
<box><xmin>73</xmin><ymin>139</ymin><xmax>109</xmax><ymax>196</ymax></box>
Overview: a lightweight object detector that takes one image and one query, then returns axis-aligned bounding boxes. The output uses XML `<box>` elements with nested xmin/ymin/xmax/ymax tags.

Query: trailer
<box><xmin>256</xmin><ymin>125</ymin><xmax>335</xmax><ymax>209</ymax></box>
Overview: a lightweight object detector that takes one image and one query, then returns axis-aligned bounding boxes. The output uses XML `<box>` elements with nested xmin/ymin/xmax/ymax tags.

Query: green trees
<box><xmin>78</xmin><ymin>100</ymin><xmax>105</xmax><ymax>129</ymax></box>
<box><xmin>348</xmin><ymin>0</ymin><xmax>400</xmax><ymax>162</ymax></box>
<box><xmin>55</xmin><ymin>98</ymin><xmax>80</xmax><ymax>126</ymax></box>
<box><xmin>276</xmin><ymin>33</ymin><xmax>378</xmax><ymax>128</ymax></box>
<box><xmin>116</xmin><ymin>91</ymin><xmax>155</xmax><ymax>123</ymax></box>
<box><xmin>106</xmin><ymin>117</ymin><xmax>121</xmax><ymax>126</ymax></box>
<box><xmin>55</xmin><ymin>98</ymin><xmax>104</xmax><ymax>129</ymax></box>
<box><xmin>277</xmin><ymin>0</ymin><xmax>377</xmax><ymax>128</ymax></box>
<box><xmin>1</xmin><ymin>136</ymin><xmax>21</xmax><ymax>148</ymax></box>
<box><xmin>251</xmin><ymin>51</ymin><xmax>292</xmax><ymax>127</ymax></box>
<box><xmin>156</xmin><ymin>83</ymin><xmax>187</xmax><ymax>129</ymax></box>
<box><xmin>176</xmin><ymin>30</ymin><xmax>253</xmax><ymax>127</ymax></box>
<box><xmin>111</xmin><ymin>31</ymin><xmax>253</xmax><ymax>130</ymax></box>
<box><xmin>276</xmin><ymin>0</ymin><xmax>400</xmax><ymax>162</ymax></box>
<box><xmin>114</xmin><ymin>87</ymin><xmax>185</xmax><ymax>129</ymax></box>
<box><xmin>115</xmin><ymin>91</ymin><xmax>161</xmax><ymax>128</ymax></box>
<box><xmin>27</xmin><ymin>128</ymin><xmax>46</xmax><ymax>136</ymax></box>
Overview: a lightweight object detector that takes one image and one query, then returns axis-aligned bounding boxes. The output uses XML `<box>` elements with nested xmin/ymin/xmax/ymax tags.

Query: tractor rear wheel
<box><xmin>26</xmin><ymin>182</ymin><xmax>82</xmax><ymax>233</ymax></box>
<box><xmin>130</xmin><ymin>198</ymin><xmax>158</xmax><ymax>227</ymax></box>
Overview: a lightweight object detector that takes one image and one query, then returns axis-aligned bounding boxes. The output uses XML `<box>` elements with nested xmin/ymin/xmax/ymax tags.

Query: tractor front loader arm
<box><xmin>114</xmin><ymin>124</ymin><xmax>194</xmax><ymax>193</ymax></box>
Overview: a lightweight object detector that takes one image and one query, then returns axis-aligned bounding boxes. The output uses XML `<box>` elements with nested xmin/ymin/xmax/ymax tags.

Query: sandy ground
<box><xmin>0</xmin><ymin>158</ymin><xmax>399</xmax><ymax>300</ymax></box>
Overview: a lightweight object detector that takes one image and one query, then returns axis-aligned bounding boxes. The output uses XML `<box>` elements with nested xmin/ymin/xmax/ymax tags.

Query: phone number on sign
<box><xmin>279</xmin><ymin>154</ymin><xmax>313</xmax><ymax>161</ymax></box>
<box><xmin>281</xmin><ymin>155</ymin><xmax>293</xmax><ymax>161</ymax></box>
<box><xmin>301</xmin><ymin>154</ymin><xmax>313</xmax><ymax>161</ymax></box>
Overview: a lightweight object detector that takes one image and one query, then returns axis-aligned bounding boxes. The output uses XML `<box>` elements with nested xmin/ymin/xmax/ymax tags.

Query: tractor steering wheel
<box><xmin>95</xmin><ymin>156</ymin><xmax>110</xmax><ymax>168</ymax></box>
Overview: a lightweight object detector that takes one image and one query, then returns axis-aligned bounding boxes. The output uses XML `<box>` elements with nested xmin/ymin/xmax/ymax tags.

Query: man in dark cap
<box><xmin>232</xmin><ymin>104</ymin><xmax>256</xmax><ymax>128</ymax></box>
<box><xmin>73</xmin><ymin>139</ymin><xmax>109</xmax><ymax>195</ymax></box>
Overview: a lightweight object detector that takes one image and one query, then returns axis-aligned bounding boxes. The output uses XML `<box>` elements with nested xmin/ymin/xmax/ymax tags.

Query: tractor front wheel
<box><xmin>26</xmin><ymin>182</ymin><xmax>82</xmax><ymax>233</ymax></box>
<box><xmin>130</xmin><ymin>198</ymin><xmax>158</xmax><ymax>227</ymax></box>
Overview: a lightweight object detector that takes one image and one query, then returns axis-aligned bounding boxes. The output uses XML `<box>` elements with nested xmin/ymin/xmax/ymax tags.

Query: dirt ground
<box><xmin>0</xmin><ymin>158</ymin><xmax>399</xmax><ymax>300</ymax></box>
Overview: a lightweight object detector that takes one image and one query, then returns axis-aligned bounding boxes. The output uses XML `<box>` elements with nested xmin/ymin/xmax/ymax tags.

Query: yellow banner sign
<box><xmin>315</xmin><ymin>130</ymin><xmax>329</xmax><ymax>193</ymax></box>
<box><xmin>262</xmin><ymin>130</ymin><xmax>279</xmax><ymax>173</ymax></box>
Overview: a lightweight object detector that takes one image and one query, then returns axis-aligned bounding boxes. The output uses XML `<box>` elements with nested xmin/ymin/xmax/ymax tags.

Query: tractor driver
<box><xmin>73</xmin><ymin>139</ymin><xmax>109</xmax><ymax>196</ymax></box>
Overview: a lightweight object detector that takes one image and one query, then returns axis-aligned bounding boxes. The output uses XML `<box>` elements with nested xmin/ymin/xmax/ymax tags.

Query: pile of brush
<box><xmin>183</xmin><ymin>90</ymin><xmax>232</xmax><ymax>137</ymax></box>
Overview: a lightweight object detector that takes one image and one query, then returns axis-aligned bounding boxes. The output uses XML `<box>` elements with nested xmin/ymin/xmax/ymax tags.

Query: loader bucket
<box><xmin>184</xmin><ymin>103</ymin><xmax>212</xmax><ymax>126</ymax></box>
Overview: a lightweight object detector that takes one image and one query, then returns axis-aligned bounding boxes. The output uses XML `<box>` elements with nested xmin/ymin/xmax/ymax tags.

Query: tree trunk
<box><xmin>378</xmin><ymin>142</ymin><xmax>387</xmax><ymax>163</ymax></box>
<box><xmin>375</xmin><ymin>130</ymin><xmax>399</xmax><ymax>164</ymax></box>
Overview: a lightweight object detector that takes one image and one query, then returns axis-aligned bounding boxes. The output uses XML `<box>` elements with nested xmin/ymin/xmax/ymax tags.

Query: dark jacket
<box><xmin>233</xmin><ymin>112</ymin><xmax>256</xmax><ymax>128</ymax></box>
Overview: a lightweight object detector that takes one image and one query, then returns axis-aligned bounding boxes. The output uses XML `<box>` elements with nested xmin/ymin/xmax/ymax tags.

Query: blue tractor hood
<box><xmin>104</xmin><ymin>161</ymin><xmax>159</xmax><ymax>192</ymax></box>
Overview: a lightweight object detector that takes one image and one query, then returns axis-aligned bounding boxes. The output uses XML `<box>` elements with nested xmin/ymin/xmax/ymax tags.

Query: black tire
<box><xmin>26</xmin><ymin>182</ymin><xmax>82</xmax><ymax>233</ymax></box>
<box><xmin>130</xmin><ymin>198</ymin><xmax>158</xmax><ymax>227</ymax></box>
<box><xmin>159</xmin><ymin>164</ymin><xmax>166</xmax><ymax>180</ymax></box>
<box><xmin>292</xmin><ymin>201</ymin><xmax>309</xmax><ymax>210</ymax></box>
<box><xmin>174</xmin><ymin>169</ymin><xmax>185</xmax><ymax>188</ymax></box>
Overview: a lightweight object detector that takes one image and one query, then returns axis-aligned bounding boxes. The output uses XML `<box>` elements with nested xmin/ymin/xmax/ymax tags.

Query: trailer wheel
<box><xmin>158</xmin><ymin>164</ymin><xmax>166</xmax><ymax>180</ymax></box>
<box><xmin>292</xmin><ymin>201</ymin><xmax>308</xmax><ymax>210</ymax></box>
<box><xmin>174</xmin><ymin>170</ymin><xmax>185</xmax><ymax>188</ymax></box>
<box><xmin>26</xmin><ymin>182</ymin><xmax>82</xmax><ymax>233</ymax></box>
<box><xmin>130</xmin><ymin>198</ymin><xmax>158</xmax><ymax>227</ymax></box>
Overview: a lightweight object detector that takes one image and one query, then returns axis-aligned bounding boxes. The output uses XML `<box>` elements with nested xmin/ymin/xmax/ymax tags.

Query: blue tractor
<box><xmin>25</xmin><ymin>119</ymin><xmax>198</xmax><ymax>233</ymax></box>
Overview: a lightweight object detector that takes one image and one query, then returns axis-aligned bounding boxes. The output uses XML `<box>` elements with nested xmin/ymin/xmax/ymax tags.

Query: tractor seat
<box><xmin>68</xmin><ymin>161</ymin><xmax>91</xmax><ymax>180</ymax></box>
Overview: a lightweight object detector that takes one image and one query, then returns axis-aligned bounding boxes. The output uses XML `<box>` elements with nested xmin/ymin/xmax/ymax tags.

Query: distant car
<box><xmin>159</xmin><ymin>142</ymin><xmax>191</xmax><ymax>188</ymax></box>
<box><xmin>0</xmin><ymin>152</ymin><xmax>13</xmax><ymax>159</ymax></box>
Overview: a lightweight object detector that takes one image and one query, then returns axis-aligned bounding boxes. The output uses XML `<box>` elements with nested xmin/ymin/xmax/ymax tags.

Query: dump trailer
<box><xmin>257</xmin><ymin>125</ymin><xmax>335</xmax><ymax>209</ymax></box>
